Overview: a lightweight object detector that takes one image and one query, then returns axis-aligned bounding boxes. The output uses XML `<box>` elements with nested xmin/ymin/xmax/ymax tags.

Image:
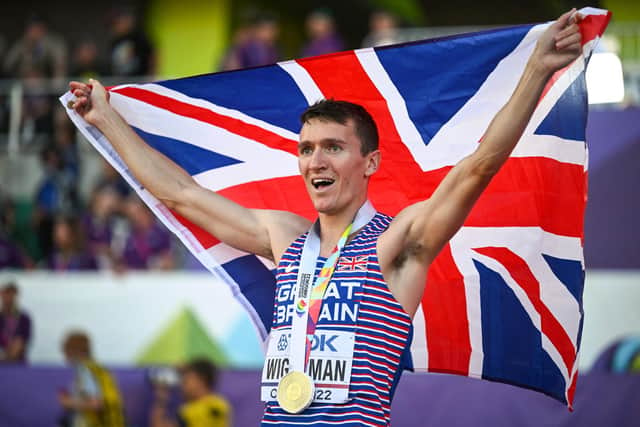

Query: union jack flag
<box><xmin>337</xmin><ymin>255</ymin><xmax>369</xmax><ymax>271</ymax></box>
<box><xmin>61</xmin><ymin>7</ymin><xmax>610</xmax><ymax>408</ymax></box>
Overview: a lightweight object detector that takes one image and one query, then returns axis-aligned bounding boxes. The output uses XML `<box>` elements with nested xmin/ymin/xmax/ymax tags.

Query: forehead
<box><xmin>299</xmin><ymin>118</ymin><xmax>358</xmax><ymax>144</ymax></box>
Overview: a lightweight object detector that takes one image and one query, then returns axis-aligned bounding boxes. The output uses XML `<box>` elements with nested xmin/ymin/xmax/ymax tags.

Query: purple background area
<box><xmin>584</xmin><ymin>107</ymin><xmax>640</xmax><ymax>269</ymax></box>
<box><xmin>0</xmin><ymin>366</ymin><xmax>639</xmax><ymax>427</ymax></box>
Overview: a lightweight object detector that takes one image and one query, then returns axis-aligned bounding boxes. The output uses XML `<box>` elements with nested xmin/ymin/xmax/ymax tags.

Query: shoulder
<box><xmin>254</xmin><ymin>209</ymin><xmax>311</xmax><ymax>263</ymax></box>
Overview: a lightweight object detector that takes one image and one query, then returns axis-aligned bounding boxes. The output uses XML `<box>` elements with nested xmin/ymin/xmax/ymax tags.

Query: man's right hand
<box><xmin>65</xmin><ymin>79</ymin><xmax>309</xmax><ymax>266</ymax></box>
<box><xmin>68</xmin><ymin>79</ymin><xmax>112</xmax><ymax>127</ymax></box>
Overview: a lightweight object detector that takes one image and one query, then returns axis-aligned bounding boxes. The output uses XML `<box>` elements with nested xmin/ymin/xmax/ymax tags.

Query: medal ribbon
<box><xmin>303</xmin><ymin>223</ymin><xmax>353</xmax><ymax>366</ymax></box>
<box><xmin>286</xmin><ymin>201</ymin><xmax>375</xmax><ymax>378</ymax></box>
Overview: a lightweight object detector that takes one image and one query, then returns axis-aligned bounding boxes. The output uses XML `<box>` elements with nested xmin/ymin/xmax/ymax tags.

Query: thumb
<box><xmin>88</xmin><ymin>78</ymin><xmax>110</xmax><ymax>103</ymax></box>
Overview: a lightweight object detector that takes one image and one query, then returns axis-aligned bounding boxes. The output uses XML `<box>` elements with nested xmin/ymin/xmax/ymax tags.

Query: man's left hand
<box><xmin>533</xmin><ymin>9</ymin><xmax>584</xmax><ymax>74</ymax></box>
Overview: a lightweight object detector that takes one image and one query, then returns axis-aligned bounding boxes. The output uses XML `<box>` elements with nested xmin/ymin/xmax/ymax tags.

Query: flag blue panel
<box><xmin>535</xmin><ymin>74</ymin><xmax>588</xmax><ymax>141</ymax></box>
<box><xmin>543</xmin><ymin>254</ymin><xmax>584</xmax><ymax>305</ymax></box>
<box><xmin>156</xmin><ymin>67</ymin><xmax>309</xmax><ymax>134</ymax></box>
<box><xmin>475</xmin><ymin>260</ymin><xmax>566</xmax><ymax>403</ymax></box>
<box><xmin>375</xmin><ymin>26</ymin><xmax>529</xmax><ymax>145</ymax></box>
<box><xmin>222</xmin><ymin>255</ymin><xmax>276</xmax><ymax>333</ymax></box>
<box><xmin>132</xmin><ymin>127</ymin><xmax>242</xmax><ymax>175</ymax></box>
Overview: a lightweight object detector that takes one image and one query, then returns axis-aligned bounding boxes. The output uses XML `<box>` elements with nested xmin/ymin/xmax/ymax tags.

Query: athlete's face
<box><xmin>298</xmin><ymin>118</ymin><xmax>379</xmax><ymax>215</ymax></box>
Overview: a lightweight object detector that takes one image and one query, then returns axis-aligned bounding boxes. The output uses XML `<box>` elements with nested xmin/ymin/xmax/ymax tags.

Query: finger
<box><xmin>73</xmin><ymin>89</ymin><xmax>89</xmax><ymax>98</ymax></box>
<box><xmin>555</xmin><ymin>23</ymin><xmax>579</xmax><ymax>41</ymax></box>
<box><xmin>556</xmin><ymin>33</ymin><xmax>582</xmax><ymax>50</ymax></box>
<box><xmin>564</xmin><ymin>43</ymin><xmax>583</xmax><ymax>55</ymax></box>
<box><xmin>69</xmin><ymin>81</ymin><xmax>89</xmax><ymax>92</ymax></box>
<box><xmin>73</xmin><ymin>98</ymin><xmax>88</xmax><ymax>111</ymax></box>
<box><xmin>569</xmin><ymin>12</ymin><xmax>584</xmax><ymax>26</ymax></box>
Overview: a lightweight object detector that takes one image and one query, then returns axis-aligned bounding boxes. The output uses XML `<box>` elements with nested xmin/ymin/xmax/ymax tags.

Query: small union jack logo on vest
<box><xmin>337</xmin><ymin>255</ymin><xmax>368</xmax><ymax>271</ymax></box>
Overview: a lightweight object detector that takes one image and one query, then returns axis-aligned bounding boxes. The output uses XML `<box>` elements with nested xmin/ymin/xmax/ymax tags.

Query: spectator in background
<box><xmin>3</xmin><ymin>15</ymin><xmax>67</xmax><ymax>79</ymax></box>
<box><xmin>34</xmin><ymin>144</ymin><xmax>79</xmax><ymax>258</ymax></box>
<box><xmin>94</xmin><ymin>159</ymin><xmax>132</xmax><ymax>199</ymax></box>
<box><xmin>362</xmin><ymin>10</ymin><xmax>400</xmax><ymax>48</ymax></box>
<box><xmin>82</xmin><ymin>187</ymin><xmax>121</xmax><ymax>270</ymax></box>
<box><xmin>219</xmin><ymin>20</ymin><xmax>254</xmax><ymax>71</ymax></box>
<box><xmin>58</xmin><ymin>331</ymin><xmax>125</xmax><ymax>427</ymax></box>
<box><xmin>70</xmin><ymin>39</ymin><xmax>107</xmax><ymax>80</ymax></box>
<box><xmin>53</xmin><ymin>122</ymin><xmax>80</xmax><ymax>181</ymax></box>
<box><xmin>0</xmin><ymin>196</ymin><xmax>30</xmax><ymax>269</ymax></box>
<box><xmin>301</xmin><ymin>9</ymin><xmax>345</xmax><ymax>58</ymax></box>
<box><xmin>47</xmin><ymin>216</ymin><xmax>98</xmax><ymax>271</ymax></box>
<box><xmin>4</xmin><ymin>16</ymin><xmax>67</xmax><ymax>144</ymax></box>
<box><xmin>109</xmin><ymin>8</ymin><xmax>155</xmax><ymax>78</ymax></box>
<box><xmin>233</xmin><ymin>13</ymin><xmax>281</xmax><ymax>69</ymax></box>
<box><xmin>118</xmin><ymin>196</ymin><xmax>173</xmax><ymax>271</ymax></box>
<box><xmin>0</xmin><ymin>281</ymin><xmax>31</xmax><ymax>362</ymax></box>
<box><xmin>151</xmin><ymin>358</ymin><xmax>231</xmax><ymax>427</ymax></box>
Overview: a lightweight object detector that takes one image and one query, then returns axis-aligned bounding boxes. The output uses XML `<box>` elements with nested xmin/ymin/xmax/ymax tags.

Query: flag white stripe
<box><xmin>109</xmin><ymin>92</ymin><xmax>300</xmax><ymax>191</ymax></box>
<box><xmin>449</xmin><ymin>235</ymin><xmax>485</xmax><ymax>377</ymax></box>
<box><xmin>354</xmin><ymin>48</ymin><xmax>428</xmax><ymax>168</ymax></box>
<box><xmin>410</xmin><ymin>304</ymin><xmax>429</xmax><ymax>370</ymax></box>
<box><xmin>132</xmin><ymin>83</ymin><xmax>300</xmax><ymax>141</ymax></box>
<box><xmin>278</xmin><ymin>60</ymin><xmax>325</xmax><ymax>105</ymax></box>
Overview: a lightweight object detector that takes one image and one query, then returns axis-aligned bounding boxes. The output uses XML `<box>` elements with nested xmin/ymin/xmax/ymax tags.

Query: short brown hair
<box><xmin>182</xmin><ymin>358</ymin><xmax>218</xmax><ymax>388</ymax></box>
<box><xmin>63</xmin><ymin>331</ymin><xmax>91</xmax><ymax>357</ymax></box>
<box><xmin>300</xmin><ymin>99</ymin><xmax>379</xmax><ymax>155</ymax></box>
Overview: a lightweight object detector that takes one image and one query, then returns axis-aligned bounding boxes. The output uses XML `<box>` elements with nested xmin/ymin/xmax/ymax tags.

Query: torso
<box><xmin>261</xmin><ymin>212</ymin><xmax>412</xmax><ymax>427</ymax></box>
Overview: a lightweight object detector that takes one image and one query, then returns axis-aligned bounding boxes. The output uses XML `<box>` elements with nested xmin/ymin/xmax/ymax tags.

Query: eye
<box><xmin>299</xmin><ymin>145</ymin><xmax>313</xmax><ymax>156</ymax></box>
<box><xmin>326</xmin><ymin>144</ymin><xmax>342</xmax><ymax>153</ymax></box>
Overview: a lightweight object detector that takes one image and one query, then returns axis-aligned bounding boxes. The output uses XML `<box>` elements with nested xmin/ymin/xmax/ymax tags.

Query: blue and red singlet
<box><xmin>261</xmin><ymin>213</ymin><xmax>413</xmax><ymax>426</ymax></box>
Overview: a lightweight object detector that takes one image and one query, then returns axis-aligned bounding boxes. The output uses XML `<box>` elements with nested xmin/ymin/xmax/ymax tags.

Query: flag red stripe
<box><xmin>420</xmin><ymin>158</ymin><xmax>586</xmax><ymax>238</ymax></box>
<box><xmin>579</xmin><ymin>12</ymin><xmax>612</xmax><ymax>46</ymax></box>
<box><xmin>169</xmin><ymin>209</ymin><xmax>220</xmax><ymax>249</ymax></box>
<box><xmin>473</xmin><ymin>246</ymin><xmax>576</xmax><ymax>375</ymax></box>
<box><xmin>111</xmin><ymin>86</ymin><xmax>300</xmax><ymax>156</ymax></box>
<box><xmin>423</xmin><ymin>244</ymin><xmax>472</xmax><ymax>374</ymax></box>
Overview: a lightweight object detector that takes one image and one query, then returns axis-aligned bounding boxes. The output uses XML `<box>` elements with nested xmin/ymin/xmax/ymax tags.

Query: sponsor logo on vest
<box><xmin>276</xmin><ymin>281</ymin><xmax>361</xmax><ymax>324</ymax></box>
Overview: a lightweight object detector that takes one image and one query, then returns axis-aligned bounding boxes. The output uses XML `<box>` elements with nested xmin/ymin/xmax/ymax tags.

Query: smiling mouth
<box><xmin>311</xmin><ymin>178</ymin><xmax>335</xmax><ymax>189</ymax></box>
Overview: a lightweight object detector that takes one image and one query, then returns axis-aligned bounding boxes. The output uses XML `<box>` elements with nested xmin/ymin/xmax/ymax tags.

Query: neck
<box><xmin>317</xmin><ymin>197</ymin><xmax>367</xmax><ymax>256</ymax></box>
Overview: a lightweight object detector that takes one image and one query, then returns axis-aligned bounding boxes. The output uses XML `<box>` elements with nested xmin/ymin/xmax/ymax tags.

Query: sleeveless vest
<box><xmin>262</xmin><ymin>213</ymin><xmax>413</xmax><ymax>426</ymax></box>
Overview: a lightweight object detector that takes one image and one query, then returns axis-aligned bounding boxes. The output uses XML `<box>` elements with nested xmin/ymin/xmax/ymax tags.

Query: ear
<box><xmin>364</xmin><ymin>150</ymin><xmax>380</xmax><ymax>177</ymax></box>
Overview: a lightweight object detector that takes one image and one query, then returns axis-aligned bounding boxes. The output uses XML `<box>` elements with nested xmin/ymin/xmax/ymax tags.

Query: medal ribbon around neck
<box><xmin>286</xmin><ymin>201</ymin><xmax>375</xmax><ymax>377</ymax></box>
<box><xmin>303</xmin><ymin>223</ymin><xmax>353</xmax><ymax>365</ymax></box>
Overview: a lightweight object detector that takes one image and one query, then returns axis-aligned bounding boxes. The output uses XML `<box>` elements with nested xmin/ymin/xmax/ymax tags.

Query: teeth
<box><xmin>312</xmin><ymin>178</ymin><xmax>335</xmax><ymax>188</ymax></box>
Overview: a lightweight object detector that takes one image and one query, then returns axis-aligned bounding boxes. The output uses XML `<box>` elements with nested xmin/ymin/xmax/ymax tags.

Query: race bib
<box><xmin>261</xmin><ymin>328</ymin><xmax>355</xmax><ymax>404</ymax></box>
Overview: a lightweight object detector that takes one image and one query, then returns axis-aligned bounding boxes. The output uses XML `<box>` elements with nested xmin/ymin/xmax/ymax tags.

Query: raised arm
<box><xmin>379</xmin><ymin>10</ymin><xmax>584</xmax><ymax>315</ymax></box>
<box><xmin>69</xmin><ymin>79</ymin><xmax>310</xmax><ymax>263</ymax></box>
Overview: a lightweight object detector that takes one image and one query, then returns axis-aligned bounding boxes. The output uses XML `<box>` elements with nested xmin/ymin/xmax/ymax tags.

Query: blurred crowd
<box><xmin>1</xmin><ymin>280</ymin><xmax>231</xmax><ymax>427</ymax></box>
<box><xmin>0</xmin><ymin>7</ymin><xmax>402</xmax><ymax>273</ymax></box>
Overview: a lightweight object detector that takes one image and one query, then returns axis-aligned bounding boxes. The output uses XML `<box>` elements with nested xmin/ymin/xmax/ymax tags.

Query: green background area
<box><xmin>147</xmin><ymin>0</ymin><xmax>230</xmax><ymax>78</ymax></box>
<box><xmin>137</xmin><ymin>307</ymin><xmax>229</xmax><ymax>366</ymax></box>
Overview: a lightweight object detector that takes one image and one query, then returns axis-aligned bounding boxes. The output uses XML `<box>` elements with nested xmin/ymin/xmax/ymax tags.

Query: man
<box><xmin>69</xmin><ymin>9</ymin><xmax>583</xmax><ymax>426</ymax></box>
<box><xmin>301</xmin><ymin>9</ymin><xmax>345</xmax><ymax>57</ymax></box>
<box><xmin>58</xmin><ymin>331</ymin><xmax>125</xmax><ymax>427</ymax></box>
<box><xmin>0</xmin><ymin>281</ymin><xmax>31</xmax><ymax>362</ymax></box>
<box><xmin>151</xmin><ymin>358</ymin><xmax>231</xmax><ymax>427</ymax></box>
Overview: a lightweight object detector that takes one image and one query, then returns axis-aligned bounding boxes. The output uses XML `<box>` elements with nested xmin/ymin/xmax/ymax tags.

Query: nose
<box><xmin>308</xmin><ymin>147</ymin><xmax>327</xmax><ymax>171</ymax></box>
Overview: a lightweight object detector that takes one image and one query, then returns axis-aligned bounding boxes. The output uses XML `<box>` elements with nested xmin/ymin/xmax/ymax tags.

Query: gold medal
<box><xmin>277</xmin><ymin>370</ymin><xmax>315</xmax><ymax>413</ymax></box>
